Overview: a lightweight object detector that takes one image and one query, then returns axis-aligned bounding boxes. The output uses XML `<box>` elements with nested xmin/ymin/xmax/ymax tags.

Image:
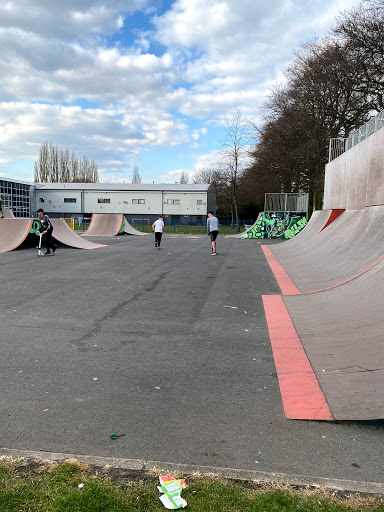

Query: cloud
<box><xmin>0</xmin><ymin>1</ymin><xmax>150</xmax><ymax>41</ymax></box>
<box><xmin>157</xmin><ymin>169</ymin><xmax>189</xmax><ymax>182</ymax></box>
<box><xmin>0</xmin><ymin>102</ymin><xmax>190</xmax><ymax>175</ymax></box>
<box><xmin>153</xmin><ymin>0</ymin><xmax>361</xmax><ymax>118</ymax></box>
<box><xmin>0</xmin><ymin>0</ymin><xmax>361</xmax><ymax>182</ymax></box>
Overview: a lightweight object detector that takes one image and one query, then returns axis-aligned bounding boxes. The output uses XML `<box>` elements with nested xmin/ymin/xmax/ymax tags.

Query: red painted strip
<box><xmin>116</xmin><ymin>215</ymin><xmax>124</xmax><ymax>236</ymax></box>
<box><xmin>263</xmin><ymin>295</ymin><xmax>333</xmax><ymax>421</ymax></box>
<box><xmin>84</xmin><ymin>244</ymin><xmax>108</xmax><ymax>250</ymax></box>
<box><xmin>337</xmin><ymin>209</ymin><xmax>366</xmax><ymax>247</ymax></box>
<box><xmin>261</xmin><ymin>246</ymin><xmax>300</xmax><ymax>295</ymax></box>
<box><xmin>320</xmin><ymin>209</ymin><xmax>344</xmax><ymax>232</ymax></box>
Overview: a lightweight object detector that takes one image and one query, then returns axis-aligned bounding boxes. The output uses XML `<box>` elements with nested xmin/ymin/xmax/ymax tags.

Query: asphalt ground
<box><xmin>0</xmin><ymin>234</ymin><xmax>383</xmax><ymax>484</ymax></box>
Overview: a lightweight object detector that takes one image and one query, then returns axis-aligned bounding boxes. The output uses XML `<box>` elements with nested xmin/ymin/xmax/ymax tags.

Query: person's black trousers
<box><xmin>44</xmin><ymin>231</ymin><xmax>58</xmax><ymax>252</ymax></box>
<box><xmin>155</xmin><ymin>232</ymin><xmax>162</xmax><ymax>246</ymax></box>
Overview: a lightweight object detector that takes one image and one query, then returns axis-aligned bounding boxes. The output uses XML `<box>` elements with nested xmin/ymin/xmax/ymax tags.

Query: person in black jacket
<box><xmin>37</xmin><ymin>208</ymin><xmax>58</xmax><ymax>255</ymax></box>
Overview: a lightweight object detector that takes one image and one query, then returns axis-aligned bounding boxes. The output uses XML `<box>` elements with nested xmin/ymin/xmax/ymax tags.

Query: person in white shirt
<box><xmin>152</xmin><ymin>215</ymin><xmax>164</xmax><ymax>249</ymax></box>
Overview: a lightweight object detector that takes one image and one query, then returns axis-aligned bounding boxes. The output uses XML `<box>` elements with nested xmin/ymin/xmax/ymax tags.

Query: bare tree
<box><xmin>132</xmin><ymin>166</ymin><xmax>141</xmax><ymax>184</ymax></box>
<box><xmin>89</xmin><ymin>160</ymin><xmax>99</xmax><ymax>183</ymax></box>
<box><xmin>220</xmin><ymin>109</ymin><xmax>251</xmax><ymax>227</ymax></box>
<box><xmin>49</xmin><ymin>143</ymin><xmax>59</xmax><ymax>183</ymax></box>
<box><xmin>34</xmin><ymin>142</ymin><xmax>99</xmax><ymax>183</ymax></box>
<box><xmin>59</xmin><ymin>148</ymin><xmax>70</xmax><ymax>182</ymax></box>
<box><xmin>179</xmin><ymin>171</ymin><xmax>189</xmax><ymax>184</ymax></box>
<box><xmin>192</xmin><ymin>168</ymin><xmax>219</xmax><ymax>185</ymax></box>
<box><xmin>34</xmin><ymin>141</ymin><xmax>50</xmax><ymax>182</ymax></box>
<box><xmin>69</xmin><ymin>152</ymin><xmax>79</xmax><ymax>183</ymax></box>
<box><xmin>334</xmin><ymin>0</ymin><xmax>384</xmax><ymax>110</ymax></box>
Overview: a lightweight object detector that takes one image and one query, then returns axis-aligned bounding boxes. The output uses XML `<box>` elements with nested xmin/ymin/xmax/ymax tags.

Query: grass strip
<box><xmin>1</xmin><ymin>458</ymin><xmax>383</xmax><ymax>512</ymax></box>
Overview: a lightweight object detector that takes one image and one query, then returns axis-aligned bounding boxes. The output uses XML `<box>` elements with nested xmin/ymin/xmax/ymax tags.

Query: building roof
<box><xmin>0</xmin><ymin>177</ymin><xmax>34</xmax><ymax>186</ymax></box>
<box><xmin>35</xmin><ymin>183</ymin><xmax>211</xmax><ymax>192</ymax></box>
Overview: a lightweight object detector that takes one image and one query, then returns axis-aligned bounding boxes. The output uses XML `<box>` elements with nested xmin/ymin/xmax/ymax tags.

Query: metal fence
<box><xmin>264</xmin><ymin>193</ymin><xmax>308</xmax><ymax>213</ymax></box>
<box><xmin>329</xmin><ymin>109</ymin><xmax>384</xmax><ymax>162</ymax></box>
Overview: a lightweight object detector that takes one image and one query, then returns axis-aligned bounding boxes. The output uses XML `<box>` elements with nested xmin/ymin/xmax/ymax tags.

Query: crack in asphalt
<box><xmin>69</xmin><ymin>270</ymin><xmax>171</xmax><ymax>351</ymax></box>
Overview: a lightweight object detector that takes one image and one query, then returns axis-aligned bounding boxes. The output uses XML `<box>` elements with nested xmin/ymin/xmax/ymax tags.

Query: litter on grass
<box><xmin>158</xmin><ymin>475</ymin><xmax>188</xmax><ymax>509</ymax></box>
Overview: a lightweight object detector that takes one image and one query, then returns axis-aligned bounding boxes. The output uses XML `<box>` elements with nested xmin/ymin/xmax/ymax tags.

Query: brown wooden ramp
<box><xmin>266</xmin><ymin>206</ymin><xmax>384</xmax><ymax>293</ymax></box>
<box><xmin>279</xmin><ymin>258</ymin><xmax>384</xmax><ymax>420</ymax></box>
<box><xmin>82</xmin><ymin>214</ymin><xmax>124</xmax><ymax>237</ymax></box>
<box><xmin>0</xmin><ymin>219</ymin><xmax>33</xmax><ymax>253</ymax></box>
<box><xmin>124</xmin><ymin>217</ymin><xmax>150</xmax><ymax>236</ymax></box>
<box><xmin>51</xmin><ymin>220</ymin><xmax>107</xmax><ymax>249</ymax></box>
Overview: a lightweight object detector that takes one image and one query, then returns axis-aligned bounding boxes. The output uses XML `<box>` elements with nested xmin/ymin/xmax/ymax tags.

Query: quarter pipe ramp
<box><xmin>262</xmin><ymin>205</ymin><xmax>384</xmax><ymax>420</ymax></box>
<box><xmin>83</xmin><ymin>214</ymin><xmax>124</xmax><ymax>237</ymax></box>
<box><xmin>264</xmin><ymin>206</ymin><xmax>384</xmax><ymax>293</ymax></box>
<box><xmin>51</xmin><ymin>220</ymin><xmax>107</xmax><ymax>249</ymax></box>
<box><xmin>0</xmin><ymin>219</ymin><xmax>33</xmax><ymax>253</ymax></box>
<box><xmin>263</xmin><ymin>257</ymin><xmax>384</xmax><ymax>420</ymax></box>
<box><xmin>124</xmin><ymin>217</ymin><xmax>150</xmax><ymax>236</ymax></box>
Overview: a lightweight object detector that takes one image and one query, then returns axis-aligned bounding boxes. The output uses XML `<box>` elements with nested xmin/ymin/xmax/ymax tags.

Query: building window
<box><xmin>167</xmin><ymin>199</ymin><xmax>180</xmax><ymax>205</ymax></box>
<box><xmin>98</xmin><ymin>198</ymin><xmax>110</xmax><ymax>203</ymax></box>
<box><xmin>64</xmin><ymin>198</ymin><xmax>76</xmax><ymax>203</ymax></box>
<box><xmin>39</xmin><ymin>198</ymin><xmax>45</xmax><ymax>203</ymax></box>
<box><xmin>132</xmin><ymin>199</ymin><xmax>145</xmax><ymax>204</ymax></box>
<box><xmin>197</xmin><ymin>200</ymin><xmax>203</xmax><ymax>205</ymax></box>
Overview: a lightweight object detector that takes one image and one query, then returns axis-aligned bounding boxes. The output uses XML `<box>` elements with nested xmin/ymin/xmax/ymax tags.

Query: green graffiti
<box><xmin>245</xmin><ymin>212</ymin><xmax>307</xmax><ymax>239</ymax></box>
<box><xmin>30</xmin><ymin>220</ymin><xmax>41</xmax><ymax>234</ymax></box>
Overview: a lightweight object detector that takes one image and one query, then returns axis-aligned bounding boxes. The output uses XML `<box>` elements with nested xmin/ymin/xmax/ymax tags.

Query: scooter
<box><xmin>37</xmin><ymin>233</ymin><xmax>43</xmax><ymax>257</ymax></box>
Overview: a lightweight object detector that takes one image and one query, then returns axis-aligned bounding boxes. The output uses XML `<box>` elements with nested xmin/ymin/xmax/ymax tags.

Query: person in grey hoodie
<box><xmin>207</xmin><ymin>211</ymin><xmax>219</xmax><ymax>255</ymax></box>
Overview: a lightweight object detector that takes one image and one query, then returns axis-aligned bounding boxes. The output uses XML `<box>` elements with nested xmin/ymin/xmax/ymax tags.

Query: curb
<box><xmin>1</xmin><ymin>448</ymin><xmax>384</xmax><ymax>496</ymax></box>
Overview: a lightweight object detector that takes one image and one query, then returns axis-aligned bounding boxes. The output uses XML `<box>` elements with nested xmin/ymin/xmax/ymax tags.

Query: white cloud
<box><xmin>0</xmin><ymin>102</ymin><xmax>190</xmax><ymax>175</ymax></box>
<box><xmin>0</xmin><ymin>1</ymin><xmax>150</xmax><ymax>41</ymax></box>
<box><xmin>158</xmin><ymin>169</ymin><xmax>188</xmax><ymax>182</ymax></box>
<box><xmin>154</xmin><ymin>0</ymin><xmax>361</xmax><ymax>119</ymax></box>
<box><xmin>0</xmin><ymin>0</ymin><xmax>362</xmax><ymax>182</ymax></box>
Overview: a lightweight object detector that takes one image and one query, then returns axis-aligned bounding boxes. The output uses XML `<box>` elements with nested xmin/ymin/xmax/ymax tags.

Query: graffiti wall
<box><xmin>244</xmin><ymin>212</ymin><xmax>307</xmax><ymax>239</ymax></box>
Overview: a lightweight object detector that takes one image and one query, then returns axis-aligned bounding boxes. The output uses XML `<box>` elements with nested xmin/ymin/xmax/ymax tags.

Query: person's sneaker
<box><xmin>44</xmin><ymin>251</ymin><xmax>51</xmax><ymax>255</ymax></box>
<box><xmin>155</xmin><ymin>242</ymin><xmax>158</xmax><ymax>248</ymax></box>
<box><xmin>211</xmin><ymin>251</ymin><xmax>217</xmax><ymax>256</ymax></box>
<box><xmin>157</xmin><ymin>246</ymin><xmax>161</xmax><ymax>250</ymax></box>
<box><xmin>52</xmin><ymin>246</ymin><xmax>56</xmax><ymax>254</ymax></box>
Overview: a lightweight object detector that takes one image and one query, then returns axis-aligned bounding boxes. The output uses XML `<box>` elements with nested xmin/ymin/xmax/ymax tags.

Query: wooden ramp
<box><xmin>124</xmin><ymin>217</ymin><xmax>150</xmax><ymax>236</ymax></box>
<box><xmin>262</xmin><ymin>206</ymin><xmax>384</xmax><ymax>420</ymax></box>
<box><xmin>51</xmin><ymin>220</ymin><xmax>107</xmax><ymax>249</ymax></box>
<box><xmin>264</xmin><ymin>207</ymin><xmax>384</xmax><ymax>294</ymax></box>
<box><xmin>82</xmin><ymin>214</ymin><xmax>124</xmax><ymax>237</ymax></box>
<box><xmin>0</xmin><ymin>219</ymin><xmax>33</xmax><ymax>253</ymax></box>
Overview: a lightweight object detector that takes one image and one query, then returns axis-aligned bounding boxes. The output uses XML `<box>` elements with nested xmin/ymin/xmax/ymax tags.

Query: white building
<box><xmin>35</xmin><ymin>183</ymin><xmax>216</xmax><ymax>225</ymax></box>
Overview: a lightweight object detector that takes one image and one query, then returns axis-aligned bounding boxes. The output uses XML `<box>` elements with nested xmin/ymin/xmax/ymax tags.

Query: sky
<box><xmin>0</xmin><ymin>0</ymin><xmax>361</xmax><ymax>184</ymax></box>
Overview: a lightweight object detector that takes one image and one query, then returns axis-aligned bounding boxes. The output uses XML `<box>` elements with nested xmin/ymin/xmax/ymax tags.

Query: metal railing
<box><xmin>264</xmin><ymin>193</ymin><xmax>308</xmax><ymax>213</ymax></box>
<box><xmin>329</xmin><ymin>109</ymin><xmax>384</xmax><ymax>162</ymax></box>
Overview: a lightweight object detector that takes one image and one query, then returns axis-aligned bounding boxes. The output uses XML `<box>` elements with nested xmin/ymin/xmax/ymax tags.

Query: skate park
<box><xmin>1</xmin><ymin>126</ymin><xmax>384</xmax><ymax>490</ymax></box>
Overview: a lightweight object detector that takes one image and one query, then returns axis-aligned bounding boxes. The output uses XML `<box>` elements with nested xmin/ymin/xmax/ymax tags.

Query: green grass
<box><xmin>129</xmin><ymin>224</ymin><xmax>246</xmax><ymax>235</ymax></box>
<box><xmin>0</xmin><ymin>459</ymin><xmax>383</xmax><ymax>512</ymax></box>
<box><xmin>73</xmin><ymin>223</ymin><xmax>246</xmax><ymax>235</ymax></box>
